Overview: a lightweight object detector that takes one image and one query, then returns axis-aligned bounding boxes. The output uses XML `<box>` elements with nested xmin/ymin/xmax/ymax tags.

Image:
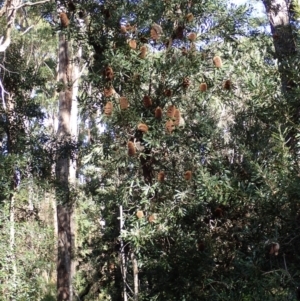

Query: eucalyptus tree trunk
<box><xmin>262</xmin><ymin>0</ymin><xmax>296</xmax><ymax>90</ymax></box>
<box><xmin>56</xmin><ymin>32</ymin><xmax>73</xmax><ymax>301</ymax></box>
<box><xmin>262</xmin><ymin>0</ymin><xmax>299</xmax><ymax>149</ymax></box>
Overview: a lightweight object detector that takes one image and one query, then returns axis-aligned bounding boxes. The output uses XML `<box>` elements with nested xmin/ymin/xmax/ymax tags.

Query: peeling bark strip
<box><xmin>56</xmin><ymin>33</ymin><xmax>73</xmax><ymax>301</ymax></box>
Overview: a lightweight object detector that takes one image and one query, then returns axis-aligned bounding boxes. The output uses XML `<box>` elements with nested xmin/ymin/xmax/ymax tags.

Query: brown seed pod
<box><xmin>186</xmin><ymin>13</ymin><xmax>194</xmax><ymax>22</ymax></box>
<box><xmin>138</xmin><ymin>123</ymin><xmax>149</xmax><ymax>133</ymax></box>
<box><xmin>104</xmin><ymin>87</ymin><xmax>115</xmax><ymax>97</ymax></box>
<box><xmin>104</xmin><ymin>66</ymin><xmax>114</xmax><ymax>81</ymax></box>
<box><xmin>182</xmin><ymin>77</ymin><xmax>190</xmax><ymax>89</ymax></box>
<box><xmin>164</xmin><ymin>89</ymin><xmax>172</xmax><ymax>97</ymax></box>
<box><xmin>157</xmin><ymin>171</ymin><xmax>165</xmax><ymax>182</ymax></box>
<box><xmin>148</xmin><ymin>214</ymin><xmax>156</xmax><ymax>223</ymax></box>
<box><xmin>269</xmin><ymin>243</ymin><xmax>280</xmax><ymax>256</ymax></box>
<box><xmin>184</xmin><ymin>170</ymin><xmax>192</xmax><ymax>180</ymax></box>
<box><xmin>165</xmin><ymin>120</ymin><xmax>174</xmax><ymax>133</ymax></box>
<box><xmin>151</xmin><ymin>23</ymin><xmax>163</xmax><ymax>40</ymax></box>
<box><xmin>128</xmin><ymin>141</ymin><xmax>136</xmax><ymax>156</ymax></box>
<box><xmin>139</xmin><ymin>45</ymin><xmax>147</xmax><ymax>58</ymax></box>
<box><xmin>136</xmin><ymin>210</ymin><xmax>144</xmax><ymax>219</ymax></box>
<box><xmin>166</xmin><ymin>105</ymin><xmax>176</xmax><ymax>118</ymax></box>
<box><xmin>60</xmin><ymin>12</ymin><xmax>70</xmax><ymax>28</ymax></box>
<box><xmin>104</xmin><ymin>102</ymin><xmax>113</xmax><ymax>116</ymax></box>
<box><xmin>68</xmin><ymin>1</ymin><xmax>76</xmax><ymax>11</ymax></box>
<box><xmin>143</xmin><ymin>95</ymin><xmax>152</xmax><ymax>107</ymax></box>
<box><xmin>155</xmin><ymin>106</ymin><xmax>163</xmax><ymax>119</ymax></box>
<box><xmin>188</xmin><ymin>32</ymin><xmax>197</xmax><ymax>41</ymax></box>
<box><xmin>174</xmin><ymin>109</ymin><xmax>181</xmax><ymax>126</ymax></box>
<box><xmin>214</xmin><ymin>207</ymin><xmax>223</xmax><ymax>217</ymax></box>
<box><xmin>120</xmin><ymin>25</ymin><xmax>127</xmax><ymax>33</ymax></box>
<box><xmin>213</xmin><ymin>56</ymin><xmax>222</xmax><ymax>68</ymax></box>
<box><xmin>175</xmin><ymin>25</ymin><xmax>184</xmax><ymax>39</ymax></box>
<box><xmin>197</xmin><ymin>241</ymin><xmax>205</xmax><ymax>251</ymax></box>
<box><xmin>119</xmin><ymin>96</ymin><xmax>129</xmax><ymax>110</ymax></box>
<box><xmin>128</xmin><ymin>39</ymin><xmax>137</xmax><ymax>49</ymax></box>
<box><xmin>199</xmin><ymin>83</ymin><xmax>207</xmax><ymax>92</ymax></box>
<box><xmin>224</xmin><ymin>79</ymin><xmax>231</xmax><ymax>90</ymax></box>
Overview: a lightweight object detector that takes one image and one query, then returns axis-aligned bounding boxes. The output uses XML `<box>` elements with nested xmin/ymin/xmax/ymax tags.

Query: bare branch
<box><xmin>9</xmin><ymin>0</ymin><xmax>51</xmax><ymax>10</ymax></box>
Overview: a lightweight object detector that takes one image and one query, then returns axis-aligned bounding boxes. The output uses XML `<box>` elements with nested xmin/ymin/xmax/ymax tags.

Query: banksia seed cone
<box><xmin>143</xmin><ymin>95</ymin><xmax>152</xmax><ymax>107</ymax></box>
<box><xmin>224</xmin><ymin>79</ymin><xmax>231</xmax><ymax>90</ymax></box>
<box><xmin>174</xmin><ymin>109</ymin><xmax>181</xmax><ymax>126</ymax></box>
<box><xmin>197</xmin><ymin>241</ymin><xmax>205</xmax><ymax>251</ymax></box>
<box><xmin>199</xmin><ymin>83</ymin><xmax>207</xmax><ymax>92</ymax></box>
<box><xmin>167</xmin><ymin>105</ymin><xmax>176</xmax><ymax>118</ymax></box>
<box><xmin>184</xmin><ymin>170</ymin><xmax>192</xmax><ymax>180</ymax></box>
<box><xmin>60</xmin><ymin>12</ymin><xmax>70</xmax><ymax>28</ymax></box>
<box><xmin>104</xmin><ymin>66</ymin><xmax>114</xmax><ymax>80</ymax></box>
<box><xmin>68</xmin><ymin>1</ymin><xmax>76</xmax><ymax>11</ymax></box>
<box><xmin>165</xmin><ymin>120</ymin><xmax>174</xmax><ymax>133</ymax></box>
<box><xmin>151</xmin><ymin>23</ymin><xmax>163</xmax><ymax>40</ymax></box>
<box><xmin>128</xmin><ymin>39</ymin><xmax>137</xmax><ymax>49</ymax></box>
<box><xmin>157</xmin><ymin>171</ymin><xmax>165</xmax><ymax>182</ymax></box>
<box><xmin>214</xmin><ymin>207</ymin><xmax>223</xmax><ymax>217</ymax></box>
<box><xmin>213</xmin><ymin>56</ymin><xmax>222</xmax><ymax>68</ymax></box>
<box><xmin>104</xmin><ymin>102</ymin><xmax>113</xmax><ymax>116</ymax></box>
<box><xmin>138</xmin><ymin>123</ymin><xmax>148</xmax><ymax>133</ymax></box>
<box><xmin>186</xmin><ymin>13</ymin><xmax>194</xmax><ymax>22</ymax></box>
<box><xmin>164</xmin><ymin>89</ymin><xmax>172</xmax><ymax>97</ymax></box>
<box><xmin>104</xmin><ymin>87</ymin><xmax>114</xmax><ymax>97</ymax></box>
<box><xmin>136</xmin><ymin>210</ymin><xmax>144</xmax><ymax>219</ymax></box>
<box><xmin>139</xmin><ymin>45</ymin><xmax>147</xmax><ymax>58</ymax></box>
<box><xmin>155</xmin><ymin>106</ymin><xmax>163</xmax><ymax>119</ymax></box>
<box><xmin>269</xmin><ymin>243</ymin><xmax>280</xmax><ymax>256</ymax></box>
<box><xmin>188</xmin><ymin>32</ymin><xmax>197</xmax><ymax>41</ymax></box>
<box><xmin>182</xmin><ymin>77</ymin><xmax>190</xmax><ymax>88</ymax></box>
<box><xmin>119</xmin><ymin>97</ymin><xmax>129</xmax><ymax>110</ymax></box>
<box><xmin>128</xmin><ymin>141</ymin><xmax>136</xmax><ymax>156</ymax></box>
<box><xmin>148</xmin><ymin>214</ymin><xmax>156</xmax><ymax>223</ymax></box>
<box><xmin>175</xmin><ymin>26</ymin><xmax>184</xmax><ymax>39</ymax></box>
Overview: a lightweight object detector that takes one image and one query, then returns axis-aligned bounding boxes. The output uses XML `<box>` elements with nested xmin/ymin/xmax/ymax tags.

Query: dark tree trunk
<box><xmin>56</xmin><ymin>33</ymin><xmax>73</xmax><ymax>301</ymax></box>
<box><xmin>263</xmin><ymin>0</ymin><xmax>299</xmax><ymax>149</ymax></box>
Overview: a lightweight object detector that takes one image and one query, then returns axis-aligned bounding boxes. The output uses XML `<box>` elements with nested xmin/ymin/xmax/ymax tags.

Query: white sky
<box><xmin>230</xmin><ymin>0</ymin><xmax>265</xmax><ymax>17</ymax></box>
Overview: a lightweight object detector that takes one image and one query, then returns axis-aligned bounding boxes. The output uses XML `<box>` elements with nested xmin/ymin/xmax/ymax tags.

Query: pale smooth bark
<box><xmin>56</xmin><ymin>33</ymin><xmax>73</xmax><ymax>301</ymax></box>
<box><xmin>131</xmin><ymin>252</ymin><xmax>139</xmax><ymax>301</ymax></box>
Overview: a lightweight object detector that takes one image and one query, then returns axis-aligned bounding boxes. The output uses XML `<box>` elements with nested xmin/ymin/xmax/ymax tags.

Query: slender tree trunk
<box><xmin>262</xmin><ymin>0</ymin><xmax>296</xmax><ymax>90</ymax></box>
<box><xmin>56</xmin><ymin>32</ymin><xmax>73</xmax><ymax>301</ymax></box>
<box><xmin>9</xmin><ymin>192</ymin><xmax>16</xmax><ymax>301</ymax></box>
<box><xmin>131</xmin><ymin>252</ymin><xmax>139</xmax><ymax>301</ymax></box>
<box><xmin>119</xmin><ymin>205</ymin><xmax>128</xmax><ymax>301</ymax></box>
<box><xmin>69</xmin><ymin>43</ymin><xmax>81</xmax><ymax>294</ymax></box>
<box><xmin>262</xmin><ymin>0</ymin><xmax>300</xmax><ymax>150</ymax></box>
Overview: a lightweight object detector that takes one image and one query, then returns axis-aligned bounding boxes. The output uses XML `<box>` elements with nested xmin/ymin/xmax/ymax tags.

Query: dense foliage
<box><xmin>1</xmin><ymin>0</ymin><xmax>300</xmax><ymax>300</ymax></box>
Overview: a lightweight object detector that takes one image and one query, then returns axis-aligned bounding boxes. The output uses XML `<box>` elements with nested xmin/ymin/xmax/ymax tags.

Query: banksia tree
<box><xmin>78</xmin><ymin>0</ymin><xmax>289</xmax><ymax>300</ymax></box>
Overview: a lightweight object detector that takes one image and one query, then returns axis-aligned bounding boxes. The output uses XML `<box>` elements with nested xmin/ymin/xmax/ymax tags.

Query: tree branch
<box><xmin>9</xmin><ymin>0</ymin><xmax>51</xmax><ymax>10</ymax></box>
